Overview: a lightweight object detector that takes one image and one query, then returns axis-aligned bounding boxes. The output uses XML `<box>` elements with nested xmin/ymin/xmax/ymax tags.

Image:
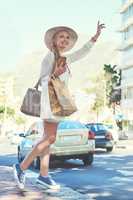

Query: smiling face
<box><xmin>53</xmin><ymin>30</ymin><xmax>71</xmax><ymax>52</ymax></box>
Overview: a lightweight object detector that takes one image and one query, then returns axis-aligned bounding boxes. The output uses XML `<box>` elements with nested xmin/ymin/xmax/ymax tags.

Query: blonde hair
<box><xmin>51</xmin><ymin>31</ymin><xmax>68</xmax><ymax>72</ymax></box>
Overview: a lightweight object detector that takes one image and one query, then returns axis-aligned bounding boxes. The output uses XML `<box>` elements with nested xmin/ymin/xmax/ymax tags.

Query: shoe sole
<box><xmin>13</xmin><ymin>164</ymin><xmax>25</xmax><ymax>190</ymax></box>
<box><xmin>36</xmin><ymin>179</ymin><xmax>60</xmax><ymax>190</ymax></box>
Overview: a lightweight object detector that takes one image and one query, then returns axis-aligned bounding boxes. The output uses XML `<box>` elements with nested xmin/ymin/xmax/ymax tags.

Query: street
<box><xmin>0</xmin><ymin>139</ymin><xmax>133</xmax><ymax>200</ymax></box>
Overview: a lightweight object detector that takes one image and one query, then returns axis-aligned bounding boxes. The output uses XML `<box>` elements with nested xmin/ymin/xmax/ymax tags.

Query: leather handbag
<box><xmin>20</xmin><ymin>54</ymin><xmax>58</xmax><ymax>117</ymax></box>
<box><xmin>20</xmin><ymin>87</ymin><xmax>41</xmax><ymax>117</ymax></box>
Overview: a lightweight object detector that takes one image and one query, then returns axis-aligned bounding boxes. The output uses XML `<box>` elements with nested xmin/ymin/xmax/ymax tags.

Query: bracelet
<box><xmin>91</xmin><ymin>37</ymin><xmax>97</xmax><ymax>42</ymax></box>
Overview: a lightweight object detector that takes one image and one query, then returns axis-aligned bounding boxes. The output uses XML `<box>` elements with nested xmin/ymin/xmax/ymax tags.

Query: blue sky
<box><xmin>0</xmin><ymin>0</ymin><xmax>121</xmax><ymax>72</ymax></box>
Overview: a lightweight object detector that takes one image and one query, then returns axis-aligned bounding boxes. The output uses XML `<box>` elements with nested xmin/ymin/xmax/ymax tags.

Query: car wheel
<box><xmin>17</xmin><ymin>147</ymin><xmax>24</xmax><ymax>163</ymax></box>
<box><xmin>106</xmin><ymin>147</ymin><xmax>113</xmax><ymax>152</ymax></box>
<box><xmin>83</xmin><ymin>153</ymin><xmax>94</xmax><ymax>166</ymax></box>
<box><xmin>34</xmin><ymin>157</ymin><xmax>40</xmax><ymax>169</ymax></box>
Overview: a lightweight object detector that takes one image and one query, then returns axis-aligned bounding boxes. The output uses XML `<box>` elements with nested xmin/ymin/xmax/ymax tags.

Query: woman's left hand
<box><xmin>91</xmin><ymin>21</ymin><xmax>105</xmax><ymax>42</ymax></box>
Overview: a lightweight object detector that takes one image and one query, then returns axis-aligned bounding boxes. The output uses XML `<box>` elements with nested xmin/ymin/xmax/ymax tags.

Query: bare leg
<box><xmin>40</xmin><ymin>121</ymin><xmax>50</xmax><ymax>176</ymax></box>
<box><xmin>20</xmin><ymin>121</ymin><xmax>58</xmax><ymax>171</ymax></box>
<box><xmin>40</xmin><ymin>147</ymin><xmax>50</xmax><ymax>176</ymax></box>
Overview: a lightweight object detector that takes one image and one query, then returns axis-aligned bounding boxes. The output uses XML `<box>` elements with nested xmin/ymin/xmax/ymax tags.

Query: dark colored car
<box><xmin>85</xmin><ymin>123</ymin><xmax>115</xmax><ymax>152</ymax></box>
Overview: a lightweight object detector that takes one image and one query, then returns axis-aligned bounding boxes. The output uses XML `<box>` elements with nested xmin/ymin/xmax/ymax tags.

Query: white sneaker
<box><xmin>36</xmin><ymin>175</ymin><xmax>60</xmax><ymax>190</ymax></box>
<box><xmin>13</xmin><ymin>164</ymin><xmax>25</xmax><ymax>190</ymax></box>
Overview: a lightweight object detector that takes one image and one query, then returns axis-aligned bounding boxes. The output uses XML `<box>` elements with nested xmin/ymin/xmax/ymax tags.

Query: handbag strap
<box><xmin>34</xmin><ymin>51</ymin><xmax>59</xmax><ymax>90</ymax></box>
<box><xmin>34</xmin><ymin>78</ymin><xmax>41</xmax><ymax>90</ymax></box>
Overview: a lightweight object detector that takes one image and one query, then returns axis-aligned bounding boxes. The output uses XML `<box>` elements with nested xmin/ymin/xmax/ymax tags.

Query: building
<box><xmin>118</xmin><ymin>0</ymin><xmax>133</xmax><ymax>132</ymax></box>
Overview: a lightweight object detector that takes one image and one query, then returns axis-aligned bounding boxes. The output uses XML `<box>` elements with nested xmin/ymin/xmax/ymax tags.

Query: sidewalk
<box><xmin>115</xmin><ymin>138</ymin><xmax>133</xmax><ymax>154</ymax></box>
<box><xmin>117</xmin><ymin>138</ymin><xmax>133</xmax><ymax>147</ymax></box>
<box><xmin>0</xmin><ymin>166</ymin><xmax>89</xmax><ymax>200</ymax></box>
<box><xmin>0</xmin><ymin>166</ymin><xmax>44</xmax><ymax>200</ymax></box>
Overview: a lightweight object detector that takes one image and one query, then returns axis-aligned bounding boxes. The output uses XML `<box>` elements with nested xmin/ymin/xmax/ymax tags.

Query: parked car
<box><xmin>17</xmin><ymin>120</ymin><xmax>95</xmax><ymax>169</ymax></box>
<box><xmin>85</xmin><ymin>123</ymin><xmax>115</xmax><ymax>152</ymax></box>
<box><xmin>104</xmin><ymin>123</ymin><xmax>119</xmax><ymax>144</ymax></box>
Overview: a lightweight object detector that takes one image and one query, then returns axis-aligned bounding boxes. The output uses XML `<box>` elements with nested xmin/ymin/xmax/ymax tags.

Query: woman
<box><xmin>13</xmin><ymin>21</ymin><xmax>105</xmax><ymax>190</ymax></box>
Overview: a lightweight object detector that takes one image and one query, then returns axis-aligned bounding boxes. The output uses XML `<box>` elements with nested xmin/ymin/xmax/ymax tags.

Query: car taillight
<box><xmin>88</xmin><ymin>130</ymin><xmax>95</xmax><ymax>139</ymax></box>
<box><xmin>105</xmin><ymin>132</ymin><xmax>113</xmax><ymax>140</ymax></box>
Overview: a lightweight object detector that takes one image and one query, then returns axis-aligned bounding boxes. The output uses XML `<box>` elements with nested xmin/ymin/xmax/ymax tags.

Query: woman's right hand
<box><xmin>53</xmin><ymin>65</ymin><xmax>66</xmax><ymax>77</ymax></box>
<box><xmin>53</xmin><ymin>57</ymin><xmax>67</xmax><ymax>77</ymax></box>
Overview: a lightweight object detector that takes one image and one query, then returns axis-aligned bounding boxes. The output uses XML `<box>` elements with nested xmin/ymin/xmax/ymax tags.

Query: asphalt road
<box><xmin>0</xmin><ymin>138</ymin><xmax>133</xmax><ymax>200</ymax></box>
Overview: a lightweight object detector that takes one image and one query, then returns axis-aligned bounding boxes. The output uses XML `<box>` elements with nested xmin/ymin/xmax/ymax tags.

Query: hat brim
<box><xmin>44</xmin><ymin>26</ymin><xmax>78</xmax><ymax>52</ymax></box>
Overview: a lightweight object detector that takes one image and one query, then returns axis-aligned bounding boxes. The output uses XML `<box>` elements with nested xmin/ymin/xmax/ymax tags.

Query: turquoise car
<box><xmin>17</xmin><ymin>120</ymin><xmax>95</xmax><ymax>168</ymax></box>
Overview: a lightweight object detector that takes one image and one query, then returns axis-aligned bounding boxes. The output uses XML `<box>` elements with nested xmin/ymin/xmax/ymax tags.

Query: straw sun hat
<box><xmin>44</xmin><ymin>26</ymin><xmax>78</xmax><ymax>52</ymax></box>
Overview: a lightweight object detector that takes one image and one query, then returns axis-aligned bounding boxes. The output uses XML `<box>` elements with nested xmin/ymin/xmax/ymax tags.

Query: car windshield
<box><xmin>86</xmin><ymin>123</ymin><xmax>107</xmax><ymax>132</ymax></box>
<box><xmin>58</xmin><ymin>121</ymin><xmax>86</xmax><ymax>130</ymax></box>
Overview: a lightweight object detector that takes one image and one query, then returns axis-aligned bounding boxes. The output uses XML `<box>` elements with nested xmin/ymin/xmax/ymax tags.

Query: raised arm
<box><xmin>67</xmin><ymin>21</ymin><xmax>105</xmax><ymax>64</ymax></box>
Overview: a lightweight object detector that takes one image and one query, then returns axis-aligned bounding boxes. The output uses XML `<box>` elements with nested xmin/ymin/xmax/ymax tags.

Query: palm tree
<box><xmin>103</xmin><ymin>64</ymin><xmax>121</xmax><ymax>106</ymax></box>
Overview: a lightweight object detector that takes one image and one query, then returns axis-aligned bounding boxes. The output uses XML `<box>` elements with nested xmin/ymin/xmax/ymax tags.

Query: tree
<box><xmin>84</xmin><ymin>73</ymin><xmax>105</xmax><ymax>121</ymax></box>
<box><xmin>92</xmin><ymin>75</ymin><xmax>105</xmax><ymax>120</ymax></box>
<box><xmin>0</xmin><ymin>105</ymin><xmax>15</xmax><ymax>120</ymax></box>
<box><xmin>15</xmin><ymin>116</ymin><xmax>26</xmax><ymax>126</ymax></box>
<box><xmin>103</xmin><ymin>64</ymin><xmax>121</xmax><ymax>106</ymax></box>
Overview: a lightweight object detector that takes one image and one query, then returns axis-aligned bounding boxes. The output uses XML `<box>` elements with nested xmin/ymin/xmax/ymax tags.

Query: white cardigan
<box><xmin>40</xmin><ymin>40</ymin><xmax>94</xmax><ymax>121</ymax></box>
